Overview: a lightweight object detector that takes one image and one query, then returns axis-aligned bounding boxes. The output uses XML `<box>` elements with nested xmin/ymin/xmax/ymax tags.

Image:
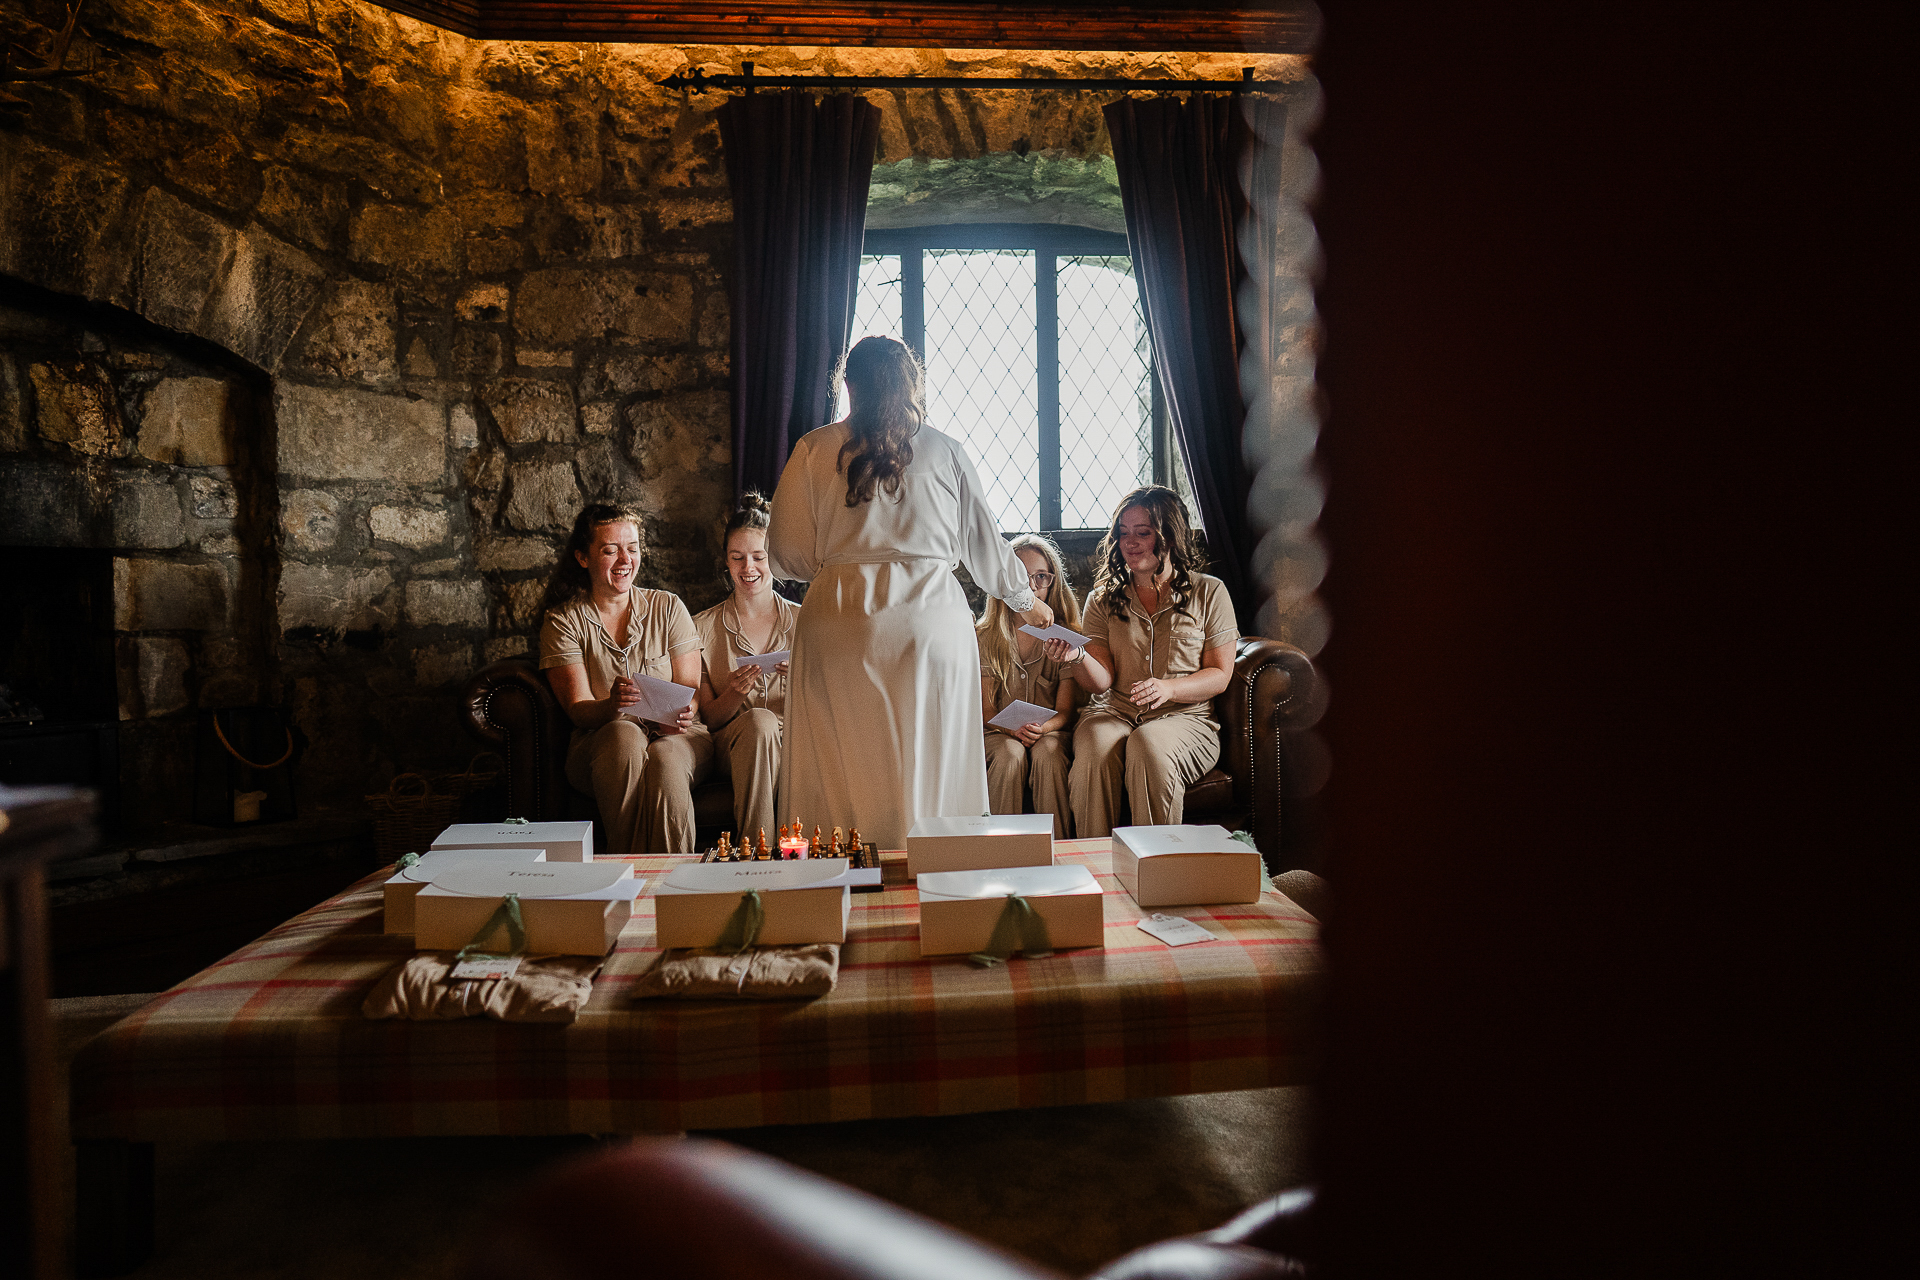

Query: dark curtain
<box><xmin>718</xmin><ymin>91</ymin><xmax>880</xmax><ymax>501</ymax></box>
<box><xmin>1105</xmin><ymin>95</ymin><xmax>1261</xmax><ymax>621</ymax></box>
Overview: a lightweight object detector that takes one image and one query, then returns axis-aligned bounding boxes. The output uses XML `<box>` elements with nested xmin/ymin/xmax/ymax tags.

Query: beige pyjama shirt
<box><xmin>538</xmin><ymin>589</ymin><xmax>701</xmax><ymax>744</ymax></box>
<box><xmin>1086</xmin><ymin>572</ymin><xmax>1239</xmax><ymax>730</ymax></box>
<box><xmin>978</xmin><ymin>629</ymin><xmax>1068</xmax><ymax>734</ymax></box>
<box><xmin>691</xmin><ymin>594</ymin><xmax>801</xmax><ymax>723</ymax></box>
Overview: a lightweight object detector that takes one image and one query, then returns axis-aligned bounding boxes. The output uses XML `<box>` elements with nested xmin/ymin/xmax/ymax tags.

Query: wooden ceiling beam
<box><xmin>374</xmin><ymin>2</ymin><xmax>1318</xmax><ymax>54</ymax></box>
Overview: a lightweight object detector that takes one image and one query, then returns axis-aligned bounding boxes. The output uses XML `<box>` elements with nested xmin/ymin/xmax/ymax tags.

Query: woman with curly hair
<box><xmin>690</xmin><ymin>491</ymin><xmax>796</xmax><ymax>842</ymax></box>
<box><xmin>538</xmin><ymin>503</ymin><xmax>705</xmax><ymax>855</ymax></box>
<box><xmin>768</xmin><ymin>336</ymin><xmax>1053</xmax><ymax>848</ymax></box>
<box><xmin>976</xmin><ymin>534</ymin><xmax>1083</xmax><ymax>837</ymax></box>
<box><xmin>1061</xmin><ymin>486</ymin><xmax>1239</xmax><ymax>837</ymax></box>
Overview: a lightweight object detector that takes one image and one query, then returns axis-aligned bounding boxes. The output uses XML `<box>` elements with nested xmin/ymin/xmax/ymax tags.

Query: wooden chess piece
<box><xmin>811</xmin><ymin>825</ymin><xmax>824</xmax><ymax>856</ymax></box>
<box><xmin>848</xmin><ymin>826</ymin><xmax>863</xmax><ymax>868</ymax></box>
<box><xmin>718</xmin><ymin>832</ymin><xmax>732</xmax><ymax>861</ymax></box>
<box><xmin>830</xmin><ymin>826</ymin><xmax>843</xmax><ymax>855</ymax></box>
<box><xmin>756</xmin><ymin>828</ymin><xmax>769</xmax><ymax>860</ymax></box>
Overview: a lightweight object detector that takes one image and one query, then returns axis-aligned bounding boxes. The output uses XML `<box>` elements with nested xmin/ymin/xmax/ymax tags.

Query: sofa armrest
<box><xmin>460</xmin><ymin>660</ymin><xmax>572</xmax><ymax>822</ymax></box>
<box><xmin>457</xmin><ymin>1139</ymin><xmax>1064</xmax><ymax>1280</ymax></box>
<box><xmin>1218</xmin><ymin>638</ymin><xmax>1323</xmax><ymax>868</ymax></box>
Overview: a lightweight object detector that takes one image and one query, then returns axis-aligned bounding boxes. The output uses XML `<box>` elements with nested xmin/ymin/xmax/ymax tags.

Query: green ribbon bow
<box><xmin>968</xmin><ymin>894</ymin><xmax>1054</xmax><ymax>967</ymax></box>
<box><xmin>1228</xmin><ymin>830</ymin><xmax>1257</xmax><ymax>850</ymax></box>
<box><xmin>503</xmin><ymin>817</ymin><xmax>531</xmax><ymax>825</ymax></box>
<box><xmin>396</xmin><ymin>851</ymin><xmax>421</xmax><ymax>870</ymax></box>
<box><xmin>713</xmin><ymin>889</ymin><xmax>765</xmax><ymax>954</ymax></box>
<box><xmin>455</xmin><ymin>892</ymin><xmax>526</xmax><ymax>963</ymax></box>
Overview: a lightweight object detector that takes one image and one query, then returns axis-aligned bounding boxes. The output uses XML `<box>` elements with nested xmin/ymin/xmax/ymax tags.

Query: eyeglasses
<box><xmin>1027</xmin><ymin>571</ymin><xmax>1056</xmax><ymax>590</ymax></box>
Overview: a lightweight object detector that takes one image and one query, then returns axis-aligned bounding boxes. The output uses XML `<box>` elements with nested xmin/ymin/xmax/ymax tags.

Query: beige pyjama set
<box><xmin>540</xmin><ymin>589</ymin><xmax>704</xmax><ymax>855</ymax></box>
<box><xmin>691</xmin><ymin>595</ymin><xmax>799</xmax><ymax>843</ymax></box>
<box><xmin>979</xmin><ymin>630</ymin><xmax>1074</xmax><ymax>838</ymax></box>
<box><xmin>1070</xmin><ymin>572</ymin><xmax>1239</xmax><ymax>837</ymax></box>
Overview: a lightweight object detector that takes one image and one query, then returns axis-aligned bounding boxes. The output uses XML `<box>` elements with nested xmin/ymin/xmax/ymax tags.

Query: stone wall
<box><xmin>0</xmin><ymin>0</ymin><xmax>1319</xmax><ymax>818</ymax></box>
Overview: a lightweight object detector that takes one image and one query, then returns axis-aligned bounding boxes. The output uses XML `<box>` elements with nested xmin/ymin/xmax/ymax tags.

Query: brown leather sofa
<box><xmin>458</xmin><ymin>1138</ymin><xmax>1315</xmax><ymax>1280</ymax></box>
<box><xmin>460</xmin><ymin>636</ymin><xmax>1322</xmax><ymax>869</ymax></box>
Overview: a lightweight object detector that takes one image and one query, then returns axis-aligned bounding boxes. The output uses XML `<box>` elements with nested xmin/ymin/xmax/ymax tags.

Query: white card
<box><xmin>735</xmin><ymin>649</ymin><xmax>791</xmax><ymax>673</ymax></box>
<box><xmin>620</xmin><ymin>672</ymin><xmax>697</xmax><ymax>723</ymax></box>
<box><xmin>1137</xmin><ymin>914</ymin><xmax>1222</xmax><ymax>947</ymax></box>
<box><xmin>987</xmin><ymin>699</ymin><xmax>1054</xmax><ymax>732</ymax></box>
<box><xmin>1019</xmin><ymin>623</ymin><xmax>1092</xmax><ymax>648</ymax></box>
<box><xmin>450</xmin><ymin>955</ymin><xmax>523</xmax><ymax>981</ymax></box>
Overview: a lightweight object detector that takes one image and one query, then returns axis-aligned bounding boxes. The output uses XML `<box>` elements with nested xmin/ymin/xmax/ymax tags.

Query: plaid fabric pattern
<box><xmin>70</xmin><ymin>841</ymin><xmax>1321</xmax><ymax>1140</ymax></box>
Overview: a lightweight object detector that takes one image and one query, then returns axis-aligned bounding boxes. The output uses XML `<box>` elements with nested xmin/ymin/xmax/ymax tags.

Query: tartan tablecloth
<box><xmin>70</xmin><ymin>841</ymin><xmax>1321</xmax><ymax>1140</ymax></box>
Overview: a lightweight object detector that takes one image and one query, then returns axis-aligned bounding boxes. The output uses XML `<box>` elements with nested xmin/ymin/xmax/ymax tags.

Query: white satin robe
<box><xmin>767</xmin><ymin>423</ymin><xmax>1034</xmax><ymax>850</ymax></box>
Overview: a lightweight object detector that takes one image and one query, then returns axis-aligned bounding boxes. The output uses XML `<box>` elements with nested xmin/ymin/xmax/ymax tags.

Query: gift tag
<box><xmin>449</xmin><ymin>954</ymin><xmax>522</xmax><ymax>981</ymax></box>
<box><xmin>1137</xmin><ymin>914</ymin><xmax>1221</xmax><ymax>947</ymax></box>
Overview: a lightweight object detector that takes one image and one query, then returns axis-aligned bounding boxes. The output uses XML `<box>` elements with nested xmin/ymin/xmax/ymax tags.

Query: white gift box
<box><xmin>431</xmin><ymin>820</ymin><xmax>595</xmax><ymax>863</ymax></box>
<box><xmin>652</xmin><ymin>859</ymin><xmax>856</xmax><ymax>948</ymax></box>
<box><xmin>915</xmin><ymin>864</ymin><xmax>1104</xmax><ymax>956</ymax></box>
<box><xmin>414</xmin><ymin>862</ymin><xmax>643</xmax><ymax>956</ymax></box>
<box><xmin>905</xmin><ymin>813</ymin><xmax>1054</xmax><ymax>878</ymax></box>
<box><xmin>1110</xmin><ymin>824</ymin><xmax>1265</xmax><ymax>908</ymax></box>
<box><xmin>383</xmin><ymin>847</ymin><xmax>548</xmax><ymax>934</ymax></box>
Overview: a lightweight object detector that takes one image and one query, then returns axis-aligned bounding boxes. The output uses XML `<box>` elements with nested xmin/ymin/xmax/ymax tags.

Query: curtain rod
<box><xmin>660</xmin><ymin>64</ymin><xmax>1278</xmax><ymax>94</ymax></box>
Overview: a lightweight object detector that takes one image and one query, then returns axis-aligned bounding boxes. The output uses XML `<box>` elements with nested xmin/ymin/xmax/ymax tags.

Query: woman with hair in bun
<box><xmin>976</xmin><ymin>533</ymin><xmax>1083</xmax><ymax>837</ymax></box>
<box><xmin>767</xmin><ymin>336</ymin><xmax>1054</xmax><ymax>849</ymax></box>
<box><xmin>538</xmin><ymin>503</ymin><xmax>706</xmax><ymax>855</ymax></box>
<box><xmin>691</xmin><ymin>492</ymin><xmax>796</xmax><ymax>842</ymax></box>
<box><xmin>1061</xmin><ymin>486</ymin><xmax>1240</xmax><ymax>837</ymax></box>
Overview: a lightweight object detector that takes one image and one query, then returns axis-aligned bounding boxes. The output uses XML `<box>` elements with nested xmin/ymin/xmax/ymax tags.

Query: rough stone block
<box><xmin>277</xmin><ymin>383</ymin><xmax>445</xmax><ymax>482</ymax></box>
<box><xmin>349</xmin><ymin>203</ymin><xmax>460</xmax><ymax>276</ymax></box>
<box><xmin>516</xmin><ymin>269</ymin><xmax>692</xmax><ymax>348</ymax></box>
<box><xmin>29</xmin><ymin>361</ymin><xmax>120</xmax><ymax>456</ymax></box>
<box><xmin>201</xmin><ymin>225</ymin><xmax>330</xmax><ymax>373</ymax></box>
<box><xmin>455</xmin><ymin>283</ymin><xmax>508</xmax><ymax>322</ymax></box>
<box><xmin>295</xmin><ymin>279</ymin><xmax>398</xmax><ymax>383</ymax></box>
<box><xmin>131</xmin><ymin>188</ymin><xmax>237</xmax><ymax>336</ymax></box>
<box><xmin>189</xmin><ymin>475</ymin><xmax>238</xmax><ymax>519</ymax></box>
<box><xmin>138</xmin><ymin>377</ymin><xmax>234</xmax><ymax>466</ymax></box>
<box><xmin>518</xmin><ymin>348</ymin><xmax>572</xmax><ymax>368</ymax></box>
<box><xmin>405</xmin><ymin>578</ymin><xmax>487</xmax><ymax>628</ymax></box>
<box><xmin>484</xmin><ymin>636</ymin><xmax>532</xmax><ymax>665</ymax></box>
<box><xmin>451</xmin><ymin>403</ymin><xmax>478</xmax><ymax>449</ymax></box>
<box><xmin>0</xmin><ymin>138</ymin><xmax>136</xmax><ymax>305</ymax></box>
<box><xmin>278</xmin><ymin>562</ymin><xmax>395</xmax><ymax>631</ymax></box>
<box><xmin>413</xmin><ymin>557</ymin><xmax>461</xmax><ymax>576</ymax></box>
<box><xmin>527</xmin><ymin>104</ymin><xmax>603</xmax><ymax>198</ymax></box>
<box><xmin>451</xmin><ymin>327</ymin><xmax>505</xmax><ymax>376</ymax></box>
<box><xmin>0</xmin><ymin>458</ymin><xmax>99</xmax><ymax>545</ymax></box>
<box><xmin>0</xmin><ymin>354</ymin><xmax>29</xmax><ymax>452</ymax></box>
<box><xmin>370</xmin><ymin>504</ymin><xmax>448</xmax><ymax>548</ymax></box>
<box><xmin>476</xmin><ymin>535</ymin><xmax>554</xmax><ymax>572</ymax></box>
<box><xmin>560</xmin><ymin>199</ymin><xmax>647</xmax><ymax>259</ymax></box>
<box><xmin>280</xmin><ymin>488</ymin><xmax>340</xmax><ymax>551</ymax></box>
<box><xmin>112</xmin><ymin>483</ymin><xmax>186</xmax><ymax>549</ymax></box>
<box><xmin>581</xmin><ymin>402</ymin><xmax>617</xmax><ymax>435</ymax></box>
<box><xmin>114</xmin><ymin>558</ymin><xmax>230</xmax><ymax>631</ymax></box>
<box><xmin>499</xmin><ymin>577</ymin><xmax>547</xmax><ymax>629</ymax></box>
<box><xmin>630</xmin><ymin>390</ymin><xmax>730</xmax><ymax>521</ymax></box>
<box><xmin>257</xmin><ymin>164</ymin><xmax>348</xmax><ymax>252</ymax></box>
<box><xmin>504</xmin><ymin>460</ymin><xmax>580</xmax><ymax>532</ymax></box>
<box><xmin>482</xmin><ymin>377</ymin><xmax>575</xmax><ymax>444</ymax></box>
<box><xmin>117</xmin><ymin>636</ymin><xmax>192</xmax><ymax>720</ymax></box>
<box><xmin>412</xmin><ymin>643</ymin><xmax>473</xmax><ymax>688</ymax></box>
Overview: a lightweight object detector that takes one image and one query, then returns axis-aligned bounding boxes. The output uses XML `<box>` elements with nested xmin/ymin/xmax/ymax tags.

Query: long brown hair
<box><xmin>836</xmin><ymin>336</ymin><xmax>923</xmax><ymax>506</ymax></box>
<box><xmin>1089</xmin><ymin>485</ymin><xmax>1205</xmax><ymax>621</ymax></box>
<box><xmin>978</xmin><ymin>534</ymin><xmax>1084</xmax><ymax>694</ymax></box>
<box><xmin>541</xmin><ymin>502</ymin><xmax>642</xmax><ymax>617</ymax></box>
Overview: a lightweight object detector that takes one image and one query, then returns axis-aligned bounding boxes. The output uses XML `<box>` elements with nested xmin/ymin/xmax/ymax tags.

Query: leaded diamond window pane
<box><xmin>1057</xmin><ymin>255</ymin><xmax>1154</xmax><ymax>529</ymax></box>
<box><xmin>837</xmin><ymin>255</ymin><xmax>904</xmax><ymax>420</ymax></box>
<box><xmin>923</xmin><ymin>249</ymin><xmax>1039</xmax><ymax>531</ymax></box>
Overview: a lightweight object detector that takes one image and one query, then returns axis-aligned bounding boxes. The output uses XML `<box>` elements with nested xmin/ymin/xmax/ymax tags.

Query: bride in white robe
<box><xmin>768</xmin><ymin>337</ymin><xmax>1053</xmax><ymax>849</ymax></box>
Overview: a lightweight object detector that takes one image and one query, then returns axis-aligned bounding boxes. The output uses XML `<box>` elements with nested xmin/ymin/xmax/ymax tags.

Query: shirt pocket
<box><xmin>638</xmin><ymin>648</ymin><xmax>673</xmax><ymax>680</ymax></box>
<box><xmin>1168</xmin><ymin>623</ymin><xmax>1206</xmax><ymax>676</ymax></box>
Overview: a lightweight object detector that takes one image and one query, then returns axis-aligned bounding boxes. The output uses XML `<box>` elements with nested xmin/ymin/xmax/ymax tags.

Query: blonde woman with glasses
<box><xmin>975</xmin><ymin>535</ymin><xmax>1083</xmax><ymax>837</ymax></box>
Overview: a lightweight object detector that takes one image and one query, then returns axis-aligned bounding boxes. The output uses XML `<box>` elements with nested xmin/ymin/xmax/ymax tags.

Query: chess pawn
<box><xmin>718</xmin><ymin>832</ymin><xmax>732</xmax><ymax>861</ymax></box>
<box><xmin>757</xmin><ymin>828</ymin><xmax>770</xmax><ymax>859</ymax></box>
<box><xmin>848</xmin><ymin>827</ymin><xmax>863</xmax><ymax>867</ymax></box>
<box><xmin>830</xmin><ymin>826</ymin><xmax>843</xmax><ymax>855</ymax></box>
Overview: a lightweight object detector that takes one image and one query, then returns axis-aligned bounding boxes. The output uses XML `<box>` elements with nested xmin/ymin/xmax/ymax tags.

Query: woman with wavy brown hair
<box><xmin>976</xmin><ymin>534</ymin><xmax>1083</xmax><ymax>837</ymax></box>
<box><xmin>767</xmin><ymin>336</ymin><xmax>1054</xmax><ymax>848</ymax></box>
<box><xmin>1060</xmin><ymin>485</ymin><xmax>1239</xmax><ymax>837</ymax></box>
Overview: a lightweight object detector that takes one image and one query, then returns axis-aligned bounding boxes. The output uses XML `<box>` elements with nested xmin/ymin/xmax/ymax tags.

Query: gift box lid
<box><xmin>389</xmin><ymin>848</ymin><xmax>547</xmax><ymax>885</ymax></box>
<box><xmin>420</xmin><ymin>861</ymin><xmax>638</xmax><ymax>902</ymax></box>
<box><xmin>657</xmin><ymin>858</ymin><xmax>856</xmax><ymax>895</ymax></box>
<box><xmin>431</xmin><ymin>820</ymin><xmax>593</xmax><ymax>846</ymax></box>
<box><xmin>916</xmin><ymin>863</ymin><xmax>1100</xmax><ymax>902</ymax></box>
<box><xmin>1112</xmin><ymin>824</ymin><xmax>1255</xmax><ymax>858</ymax></box>
<box><xmin>907</xmin><ymin>814</ymin><xmax>1055</xmax><ymax>840</ymax></box>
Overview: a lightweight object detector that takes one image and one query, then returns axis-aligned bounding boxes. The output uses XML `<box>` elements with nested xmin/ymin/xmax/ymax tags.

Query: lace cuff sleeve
<box><xmin>1003</xmin><ymin>586</ymin><xmax>1035</xmax><ymax>614</ymax></box>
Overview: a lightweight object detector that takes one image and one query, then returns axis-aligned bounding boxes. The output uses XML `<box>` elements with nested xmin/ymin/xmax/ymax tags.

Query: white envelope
<box><xmin>383</xmin><ymin>847</ymin><xmax>548</xmax><ymax>934</ymax></box>
<box><xmin>621</xmin><ymin>672</ymin><xmax>697</xmax><ymax>723</ymax></box>
<box><xmin>987</xmin><ymin>699</ymin><xmax>1053</xmax><ymax>732</ymax></box>
<box><xmin>1018</xmin><ymin>623</ymin><xmax>1091</xmax><ymax>648</ymax></box>
<box><xmin>734</xmin><ymin>649</ymin><xmax>790</xmax><ymax>673</ymax></box>
<box><xmin>916</xmin><ymin>863</ymin><xmax>1104</xmax><ymax>955</ymax></box>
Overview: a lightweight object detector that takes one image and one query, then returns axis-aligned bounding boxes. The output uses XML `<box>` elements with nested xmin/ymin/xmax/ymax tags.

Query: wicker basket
<box><xmin>366</xmin><ymin>773</ymin><xmax>460</xmax><ymax>865</ymax></box>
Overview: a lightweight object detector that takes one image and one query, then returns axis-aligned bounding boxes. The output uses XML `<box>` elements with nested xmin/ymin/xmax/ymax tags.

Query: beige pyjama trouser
<box><xmin>1068</xmin><ymin>709</ymin><xmax>1221</xmax><ymax>838</ymax></box>
<box><xmin>984</xmin><ymin>730</ymin><xmax>1072</xmax><ymax>838</ymax></box>
<box><xmin>709</xmin><ymin>707</ymin><xmax>781</xmax><ymax>842</ymax></box>
<box><xmin>566</xmin><ymin>719</ymin><xmax>714</xmax><ymax>856</ymax></box>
